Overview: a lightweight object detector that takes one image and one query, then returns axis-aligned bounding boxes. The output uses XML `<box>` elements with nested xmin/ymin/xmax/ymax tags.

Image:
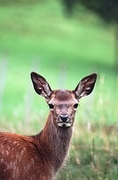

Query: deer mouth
<box><xmin>57</xmin><ymin>122</ymin><xmax>72</xmax><ymax>128</ymax></box>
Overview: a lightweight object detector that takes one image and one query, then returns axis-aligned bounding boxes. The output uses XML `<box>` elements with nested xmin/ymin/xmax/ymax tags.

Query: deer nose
<box><xmin>59</xmin><ymin>114</ymin><xmax>69</xmax><ymax>122</ymax></box>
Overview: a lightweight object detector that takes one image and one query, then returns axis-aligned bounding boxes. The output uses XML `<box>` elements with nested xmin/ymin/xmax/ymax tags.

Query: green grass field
<box><xmin>0</xmin><ymin>0</ymin><xmax>118</xmax><ymax>179</ymax></box>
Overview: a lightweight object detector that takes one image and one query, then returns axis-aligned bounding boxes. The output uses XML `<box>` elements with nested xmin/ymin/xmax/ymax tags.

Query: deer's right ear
<box><xmin>31</xmin><ymin>72</ymin><xmax>52</xmax><ymax>100</ymax></box>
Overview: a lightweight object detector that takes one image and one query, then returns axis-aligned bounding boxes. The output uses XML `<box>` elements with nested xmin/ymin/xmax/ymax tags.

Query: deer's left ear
<box><xmin>73</xmin><ymin>73</ymin><xmax>97</xmax><ymax>99</ymax></box>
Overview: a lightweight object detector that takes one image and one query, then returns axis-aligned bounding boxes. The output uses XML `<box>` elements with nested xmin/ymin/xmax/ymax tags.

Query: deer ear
<box><xmin>73</xmin><ymin>73</ymin><xmax>97</xmax><ymax>99</ymax></box>
<box><xmin>31</xmin><ymin>72</ymin><xmax>52</xmax><ymax>100</ymax></box>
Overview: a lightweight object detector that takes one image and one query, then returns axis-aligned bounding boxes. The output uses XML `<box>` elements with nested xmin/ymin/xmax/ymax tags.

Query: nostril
<box><xmin>59</xmin><ymin>114</ymin><xmax>69</xmax><ymax>122</ymax></box>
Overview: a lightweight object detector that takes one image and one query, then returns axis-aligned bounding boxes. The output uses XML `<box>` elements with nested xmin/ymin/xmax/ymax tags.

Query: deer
<box><xmin>0</xmin><ymin>72</ymin><xmax>97</xmax><ymax>180</ymax></box>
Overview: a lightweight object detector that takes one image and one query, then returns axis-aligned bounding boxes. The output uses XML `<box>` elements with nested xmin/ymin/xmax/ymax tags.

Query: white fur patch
<box><xmin>57</xmin><ymin>122</ymin><xmax>72</xmax><ymax>127</ymax></box>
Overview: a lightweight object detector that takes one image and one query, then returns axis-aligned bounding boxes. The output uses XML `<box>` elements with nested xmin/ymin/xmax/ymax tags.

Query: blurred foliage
<box><xmin>62</xmin><ymin>0</ymin><xmax>118</xmax><ymax>70</ymax></box>
<box><xmin>63</xmin><ymin>0</ymin><xmax>118</xmax><ymax>23</ymax></box>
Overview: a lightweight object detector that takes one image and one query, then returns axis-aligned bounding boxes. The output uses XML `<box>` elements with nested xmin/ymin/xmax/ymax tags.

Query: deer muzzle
<box><xmin>57</xmin><ymin>114</ymin><xmax>72</xmax><ymax>127</ymax></box>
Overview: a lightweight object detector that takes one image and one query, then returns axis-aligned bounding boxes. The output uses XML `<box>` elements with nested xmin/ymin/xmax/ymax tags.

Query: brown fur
<box><xmin>0</xmin><ymin>113</ymin><xmax>72</xmax><ymax>180</ymax></box>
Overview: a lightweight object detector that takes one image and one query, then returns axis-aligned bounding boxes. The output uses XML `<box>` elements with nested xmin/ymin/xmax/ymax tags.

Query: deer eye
<box><xmin>48</xmin><ymin>104</ymin><xmax>54</xmax><ymax>110</ymax></box>
<box><xmin>74</xmin><ymin>103</ymin><xmax>78</xmax><ymax>109</ymax></box>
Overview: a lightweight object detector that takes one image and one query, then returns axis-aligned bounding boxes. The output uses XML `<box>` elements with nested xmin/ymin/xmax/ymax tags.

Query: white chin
<box><xmin>57</xmin><ymin>123</ymin><xmax>72</xmax><ymax>127</ymax></box>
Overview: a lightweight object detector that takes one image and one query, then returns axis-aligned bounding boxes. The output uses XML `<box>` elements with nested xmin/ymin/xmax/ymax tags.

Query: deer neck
<box><xmin>37</xmin><ymin>112</ymin><xmax>73</xmax><ymax>172</ymax></box>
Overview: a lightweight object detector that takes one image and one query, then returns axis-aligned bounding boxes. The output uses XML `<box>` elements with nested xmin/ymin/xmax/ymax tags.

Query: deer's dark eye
<box><xmin>74</xmin><ymin>103</ymin><xmax>78</xmax><ymax>109</ymax></box>
<box><xmin>48</xmin><ymin>104</ymin><xmax>54</xmax><ymax>110</ymax></box>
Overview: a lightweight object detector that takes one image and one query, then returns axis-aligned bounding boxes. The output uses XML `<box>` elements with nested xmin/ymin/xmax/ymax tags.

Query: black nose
<box><xmin>59</xmin><ymin>114</ymin><xmax>69</xmax><ymax>122</ymax></box>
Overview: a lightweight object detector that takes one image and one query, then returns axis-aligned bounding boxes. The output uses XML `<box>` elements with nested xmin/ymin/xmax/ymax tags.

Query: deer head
<box><xmin>31</xmin><ymin>72</ymin><xmax>97</xmax><ymax>128</ymax></box>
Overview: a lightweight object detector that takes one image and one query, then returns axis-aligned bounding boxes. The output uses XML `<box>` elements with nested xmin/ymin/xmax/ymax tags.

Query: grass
<box><xmin>0</xmin><ymin>0</ymin><xmax>118</xmax><ymax>179</ymax></box>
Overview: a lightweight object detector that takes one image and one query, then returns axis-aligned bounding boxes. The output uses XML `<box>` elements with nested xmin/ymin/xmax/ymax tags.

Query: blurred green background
<box><xmin>0</xmin><ymin>0</ymin><xmax>118</xmax><ymax>179</ymax></box>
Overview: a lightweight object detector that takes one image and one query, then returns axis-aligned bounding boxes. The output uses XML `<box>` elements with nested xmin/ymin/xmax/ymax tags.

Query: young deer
<box><xmin>0</xmin><ymin>72</ymin><xmax>97</xmax><ymax>180</ymax></box>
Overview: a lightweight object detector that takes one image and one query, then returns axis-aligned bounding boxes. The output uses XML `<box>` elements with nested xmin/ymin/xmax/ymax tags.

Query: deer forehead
<box><xmin>49</xmin><ymin>90</ymin><xmax>78</xmax><ymax>105</ymax></box>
